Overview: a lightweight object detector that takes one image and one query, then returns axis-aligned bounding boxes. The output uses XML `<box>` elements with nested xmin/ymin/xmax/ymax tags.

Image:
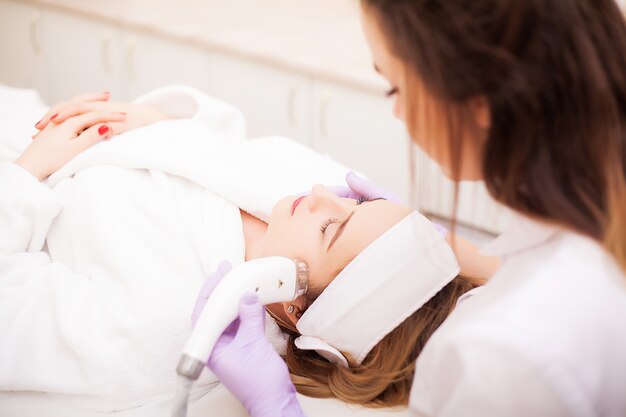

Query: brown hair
<box><xmin>277</xmin><ymin>275</ymin><xmax>476</xmax><ymax>407</ymax></box>
<box><xmin>362</xmin><ymin>0</ymin><xmax>626</xmax><ymax>271</ymax></box>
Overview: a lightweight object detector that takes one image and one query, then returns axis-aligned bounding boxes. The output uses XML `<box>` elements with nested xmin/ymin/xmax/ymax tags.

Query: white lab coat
<box><xmin>410</xmin><ymin>213</ymin><xmax>626</xmax><ymax>417</ymax></box>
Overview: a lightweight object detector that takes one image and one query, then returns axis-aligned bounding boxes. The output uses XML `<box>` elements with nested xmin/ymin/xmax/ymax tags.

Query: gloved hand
<box><xmin>326</xmin><ymin>171</ymin><xmax>402</xmax><ymax>204</ymax></box>
<box><xmin>325</xmin><ymin>171</ymin><xmax>448</xmax><ymax>237</ymax></box>
<box><xmin>192</xmin><ymin>262</ymin><xmax>306</xmax><ymax>417</ymax></box>
<box><xmin>191</xmin><ymin>261</ymin><xmax>233</xmax><ymax>327</ymax></box>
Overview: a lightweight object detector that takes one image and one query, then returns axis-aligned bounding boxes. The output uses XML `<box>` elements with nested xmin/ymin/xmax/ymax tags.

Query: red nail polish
<box><xmin>98</xmin><ymin>125</ymin><xmax>110</xmax><ymax>136</ymax></box>
<box><xmin>50</xmin><ymin>114</ymin><xmax>58</xmax><ymax>121</ymax></box>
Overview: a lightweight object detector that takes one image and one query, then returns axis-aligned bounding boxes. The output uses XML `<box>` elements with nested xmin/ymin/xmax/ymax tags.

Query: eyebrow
<box><xmin>326</xmin><ymin>211</ymin><xmax>356</xmax><ymax>252</ymax></box>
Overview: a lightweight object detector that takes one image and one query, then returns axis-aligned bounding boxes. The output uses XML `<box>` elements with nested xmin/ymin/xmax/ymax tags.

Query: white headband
<box><xmin>294</xmin><ymin>211</ymin><xmax>460</xmax><ymax>367</ymax></box>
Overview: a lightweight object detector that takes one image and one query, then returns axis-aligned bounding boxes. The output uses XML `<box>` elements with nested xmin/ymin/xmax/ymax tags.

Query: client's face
<box><xmin>263</xmin><ymin>184</ymin><xmax>412</xmax><ymax>324</ymax></box>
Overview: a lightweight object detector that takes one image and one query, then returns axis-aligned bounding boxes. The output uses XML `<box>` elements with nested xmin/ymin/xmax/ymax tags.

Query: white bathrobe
<box><xmin>0</xmin><ymin>86</ymin><xmax>349</xmax><ymax>413</ymax></box>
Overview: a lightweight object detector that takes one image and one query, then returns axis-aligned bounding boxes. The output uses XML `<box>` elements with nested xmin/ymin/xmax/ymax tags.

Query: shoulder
<box><xmin>411</xmin><ymin>323</ymin><xmax>593</xmax><ymax>417</ymax></box>
<box><xmin>410</xmin><ymin>232</ymin><xmax>626</xmax><ymax>416</ymax></box>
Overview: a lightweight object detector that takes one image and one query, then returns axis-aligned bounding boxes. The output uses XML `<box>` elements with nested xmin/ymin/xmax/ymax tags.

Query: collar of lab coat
<box><xmin>480</xmin><ymin>210</ymin><xmax>560</xmax><ymax>257</ymax></box>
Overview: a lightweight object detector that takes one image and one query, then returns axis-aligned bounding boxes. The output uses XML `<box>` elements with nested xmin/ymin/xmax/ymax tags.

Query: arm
<box><xmin>0</xmin><ymin>162</ymin><xmax>152</xmax><ymax>394</ymax></box>
<box><xmin>0</xmin><ymin>162</ymin><xmax>62</xmax><ymax>254</ymax></box>
<box><xmin>446</xmin><ymin>233</ymin><xmax>500</xmax><ymax>284</ymax></box>
<box><xmin>37</xmin><ymin>86</ymin><xmax>246</xmax><ymax>141</ymax></box>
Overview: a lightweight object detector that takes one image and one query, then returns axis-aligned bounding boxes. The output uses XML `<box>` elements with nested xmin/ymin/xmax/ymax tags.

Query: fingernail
<box><xmin>50</xmin><ymin>114</ymin><xmax>58</xmax><ymax>121</ymax></box>
<box><xmin>118</xmin><ymin>112</ymin><xmax>127</xmax><ymax>116</ymax></box>
<box><xmin>34</xmin><ymin>119</ymin><xmax>42</xmax><ymax>127</ymax></box>
<box><xmin>98</xmin><ymin>125</ymin><xmax>110</xmax><ymax>136</ymax></box>
<box><xmin>103</xmin><ymin>91</ymin><xmax>110</xmax><ymax>95</ymax></box>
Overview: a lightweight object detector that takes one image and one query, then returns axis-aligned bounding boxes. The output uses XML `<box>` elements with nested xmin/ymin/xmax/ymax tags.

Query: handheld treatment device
<box><xmin>172</xmin><ymin>256</ymin><xmax>309</xmax><ymax>417</ymax></box>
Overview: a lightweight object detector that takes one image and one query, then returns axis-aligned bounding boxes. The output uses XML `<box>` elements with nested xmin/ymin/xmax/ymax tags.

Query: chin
<box><xmin>270</xmin><ymin>196</ymin><xmax>292</xmax><ymax>220</ymax></box>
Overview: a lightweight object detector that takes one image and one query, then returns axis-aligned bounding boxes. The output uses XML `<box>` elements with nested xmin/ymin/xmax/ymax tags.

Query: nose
<box><xmin>309</xmin><ymin>184</ymin><xmax>341</xmax><ymax>212</ymax></box>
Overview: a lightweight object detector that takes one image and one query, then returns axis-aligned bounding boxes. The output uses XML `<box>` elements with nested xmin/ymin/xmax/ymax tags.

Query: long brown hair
<box><xmin>278</xmin><ymin>276</ymin><xmax>475</xmax><ymax>407</ymax></box>
<box><xmin>363</xmin><ymin>0</ymin><xmax>626</xmax><ymax>271</ymax></box>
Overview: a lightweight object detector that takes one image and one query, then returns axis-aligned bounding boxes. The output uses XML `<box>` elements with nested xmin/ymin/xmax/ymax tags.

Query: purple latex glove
<box><xmin>325</xmin><ymin>171</ymin><xmax>448</xmax><ymax>237</ymax></box>
<box><xmin>326</xmin><ymin>171</ymin><xmax>402</xmax><ymax>204</ymax></box>
<box><xmin>191</xmin><ymin>260</ymin><xmax>233</xmax><ymax>327</ymax></box>
<box><xmin>191</xmin><ymin>263</ymin><xmax>306</xmax><ymax>417</ymax></box>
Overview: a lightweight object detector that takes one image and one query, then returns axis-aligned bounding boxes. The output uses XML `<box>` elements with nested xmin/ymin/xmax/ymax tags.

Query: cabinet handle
<box><xmin>287</xmin><ymin>85</ymin><xmax>299</xmax><ymax>128</ymax></box>
<box><xmin>126</xmin><ymin>37</ymin><xmax>139</xmax><ymax>80</ymax></box>
<box><xmin>319</xmin><ymin>90</ymin><xmax>331</xmax><ymax>137</ymax></box>
<box><xmin>29</xmin><ymin>11</ymin><xmax>42</xmax><ymax>55</ymax></box>
<box><xmin>101</xmin><ymin>32</ymin><xmax>113</xmax><ymax>75</ymax></box>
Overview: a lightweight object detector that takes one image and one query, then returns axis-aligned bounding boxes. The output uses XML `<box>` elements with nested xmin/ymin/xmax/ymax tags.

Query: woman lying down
<box><xmin>0</xmin><ymin>86</ymin><xmax>495</xmax><ymax>412</ymax></box>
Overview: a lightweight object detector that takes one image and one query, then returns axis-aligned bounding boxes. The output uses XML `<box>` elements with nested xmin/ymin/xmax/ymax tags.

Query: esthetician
<box><xmin>193</xmin><ymin>1</ymin><xmax>626</xmax><ymax>416</ymax></box>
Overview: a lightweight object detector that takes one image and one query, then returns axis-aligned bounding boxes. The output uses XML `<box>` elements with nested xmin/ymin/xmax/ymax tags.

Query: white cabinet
<box><xmin>413</xmin><ymin>148</ymin><xmax>509</xmax><ymax>234</ymax></box>
<box><xmin>312</xmin><ymin>81</ymin><xmax>411</xmax><ymax>204</ymax></box>
<box><xmin>0</xmin><ymin>0</ymin><xmax>50</xmax><ymax>101</ymax></box>
<box><xmin>123</xmin><ymin>31</ymin><xmax>210</xmax><ymax>100</ymax></box>
<box><xmin>208</xmin><ymin>54</ymin><xmax>312</xmax><ymax>145</ymax></box>
<box><xmin>4</xmin><ymin>4</ymin><xmax>211</xmax><ymax>104</ymax></box>
<box><xmin>40</xmin><ymin>8</ymin><xmax>124</xmax><ymax>103</ymax></box>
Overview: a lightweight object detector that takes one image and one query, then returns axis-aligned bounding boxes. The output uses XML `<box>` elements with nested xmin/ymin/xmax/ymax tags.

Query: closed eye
<box><xmin>320</xmin><ymin>218</ymin><xmax>339</xmax><ymax>234</ymax></box>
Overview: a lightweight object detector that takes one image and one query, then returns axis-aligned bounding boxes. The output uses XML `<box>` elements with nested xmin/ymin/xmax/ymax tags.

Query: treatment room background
<box><xmin>4</xmin><ymin>1</ymin><xmax>626</xmax><ymax>417</ymax></box>
<box><xmin>0</xmin><ymin>0</ymin><xmax>542</xmax><ymax>243</ymax></box>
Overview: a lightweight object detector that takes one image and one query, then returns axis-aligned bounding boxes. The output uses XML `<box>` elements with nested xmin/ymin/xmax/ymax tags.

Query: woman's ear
<box><xmin>282</xmin><ymin>295</ymin><xmax>307</xmax><ymax>326</ymax></box>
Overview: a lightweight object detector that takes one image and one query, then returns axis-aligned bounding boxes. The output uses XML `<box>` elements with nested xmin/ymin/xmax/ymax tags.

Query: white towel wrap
<box><xmin>295</xmin><ymin>211</ymin><xmax>460</xmax><ymax>367</ymax></box>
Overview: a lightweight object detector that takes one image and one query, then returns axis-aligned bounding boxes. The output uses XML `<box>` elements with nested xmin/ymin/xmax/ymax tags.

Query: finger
<box><xmin>67</xmin><ymin>111</ymin><xmax>127</xmax><ymax>136</ymax></box>
<box><xmin>35</xmin><ymin>91</ymin><xmax>110</xmax><ymax>130</ymax></box>
<box><xmin>35</xmin><ymin>103</ymin><xmax>70</xmax><ymax>130</ymax></box>
<box><xmin>191</xmin><ymin>261</ymin><xmax>233</xmax><ymax>327</ymax></box>
<box><xmin>208</xmin><ymin>319</ymin><xmax>238</xmax><ymax>365</ymax></box>
<box><xmin>344</xmin><ymin>171</ymin><xmax>371</xmax><ymax>194</ymax></box>
<box><xmin>235</xmin><ymin>292</ymin><xmax>267</xmax><ymax>340</ymax></box>
<box><xmin>72</xmin><ymin>123</ymin><xmax>112</xmax><ymax>153</ymax></box>
<box><xmin>50</xmin><ymin>101</ymin><xmax>117</xmax><ymax>125</ymax></box>
<box><xmin>345</xmin><ymin>171</ymin><xmax>402</xmax><ymax>204</ymax></box>
<box><xmin>325</xmin><ymin>185</ymin><xmax>357</xmax><ymax>199</ymax></box>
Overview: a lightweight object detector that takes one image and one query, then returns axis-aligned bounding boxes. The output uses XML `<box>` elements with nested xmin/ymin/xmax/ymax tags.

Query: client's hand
<box><xmin>328</xmin><ymin>171</ymin><xmax>402</xmax><ymax>204</ymax></box>
<box><xmin>35</xmin><ymin>92</ymin><xmax>168</xmax><ymax>137</ymax></box>
<box><xmin>193</xmin><ymin>263</ymin><xmax>306</xmax><ymax>417</ymax></box>
<box><xmin>16</xmin><ymin>111</ymin><xmax>121</xmax><ymax>181</ymax></box>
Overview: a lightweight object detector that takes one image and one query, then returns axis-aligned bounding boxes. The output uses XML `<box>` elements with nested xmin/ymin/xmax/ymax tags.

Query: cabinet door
<box><xmin>312</xmin><ymin>81</ymin><xmax>411</xmax><ymax>204</ymax></box>
<box><xmin>0</xmin><ymin>0</ymin><xmax>50</xmax><ymax>101</ymax></box>
<box><xmin>413</xmin><ymin>147</ymin><xmax>510</xmax><ymax>234</ymax></box>
<box><xmin>208</xmin><ymin>53</ymin><xmax>312</xmax><ymax>145</ymax></box>
<box><xmin>124</xmin><ymin>30</ymin><xmax>210</xmax><ymax>100</ymax></box>
<box><xmin>39</xmin><ymin>8</ymin><xmax>123</xmax><ymax>103</ymax></box>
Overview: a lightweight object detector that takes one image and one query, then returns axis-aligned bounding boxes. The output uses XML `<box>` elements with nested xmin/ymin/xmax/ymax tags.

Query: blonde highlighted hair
<box><xmin>274</xmin><ymin>275</ymin><xmax>476</xmax><ymax>407</ymax></box>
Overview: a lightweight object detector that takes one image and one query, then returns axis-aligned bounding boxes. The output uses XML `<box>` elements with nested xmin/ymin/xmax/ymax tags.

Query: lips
<box><xmin>291</xmin><ymin>196</ymin><xmax>306</xmax><ymax>216</ymax></box>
